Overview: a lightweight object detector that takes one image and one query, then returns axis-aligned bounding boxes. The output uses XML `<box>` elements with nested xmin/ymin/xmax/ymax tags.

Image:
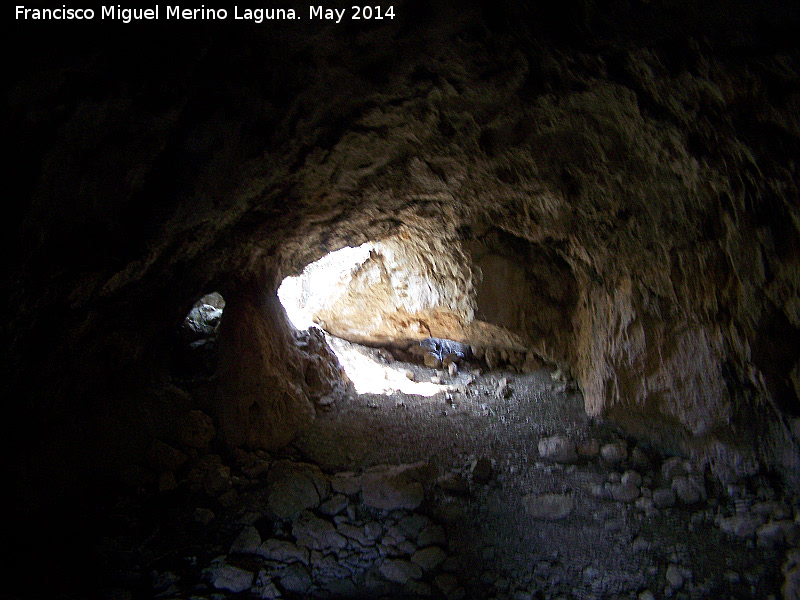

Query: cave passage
<box><xmin>7</xmin><ymin>1</ymin><xmax>800</xmax><ymax>597</ymax></box>
<box><xmin>278</xmin><ymin>241</ymin><xmax>458</xmax><ymax>396</ymax></box>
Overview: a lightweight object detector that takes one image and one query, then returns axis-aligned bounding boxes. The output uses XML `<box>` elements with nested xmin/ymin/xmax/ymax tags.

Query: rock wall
<box><xmin>466</xmin><ymin>227</ymin><xmax>579</xmax><ymax>365</ymax></box>
<box><xmin>308</xmin><ymin>230</ymin><xmax>478</xmax><ymax>345</ymax></box>
<box><xmin>215</xmin><ymin>254</ymin><xmax>345</xmax><ymax>449</ymax></box>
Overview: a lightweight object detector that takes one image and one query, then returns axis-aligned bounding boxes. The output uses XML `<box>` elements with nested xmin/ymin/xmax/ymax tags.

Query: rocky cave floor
<box><xmin>27</xmin><ymin>339</ymin><xmax>800</xmax><ymax>600</ymax></box>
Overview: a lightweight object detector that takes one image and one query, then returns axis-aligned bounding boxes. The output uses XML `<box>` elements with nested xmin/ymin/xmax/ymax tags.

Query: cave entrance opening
<box><xmin>175</xmin><ymin>292</ymin><xmax>226</xmax><ymax>381</ymax></box>
<box><xmin>278</xmin><ymin>241</ymin><xmax>455</xmax><ymax>397</ymax></box>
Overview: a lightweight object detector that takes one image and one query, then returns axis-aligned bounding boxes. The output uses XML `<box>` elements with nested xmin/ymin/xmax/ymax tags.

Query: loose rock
<box><xmin>671</xmin><ymin>475</ymin><xmax>705</xmax><ymax>505</ymax></box>
<box><xmin>538</xmin><ymin>435</ymin><xmax>578</xmax><ymax>463</ymax></box>
<box><xmin>379</xmin><ymin>559</ymin><xmax>423</xmax><ymax>583</ymax></box>
<box><xmin>279</xmin><ymin>563</ymin><xmax>312</xmax><ymax>595</ymax></box>
<box><xmin>411</xmin><ymin>546</ymin><xmax>448</xmax><ymax>571</ymax></box>
<box><xmin>360</xmin><ymin>462</ymin><xmax>435</xmax><ymax>510</ymax></box>
<box><xmin>666</xmin><ymin>563</ymin><xmax>684</xmax><ymax>588</ymax></box>
<box><xmin>600</xmin><ymin>442</ymin><xmax>628</xmax><ymax>464</ymax></box>
<box><xmin>717</xmin><ymin>515</ymin><xmax>765</xmax><ymax>538</ymax></box>
<box><xmin>267</xmin><ymin>460</ymin><xmax>329</xmax><ymax>519</ymax></box>
<box><xmin>204</xmin><ymin>562</ymin><xmax>254</xmax><ymax>593</ymax></box>
<box><xmin>472</xmin><ymin>457</ymin><xmax>494</xmax><ymax>484</ymax></box>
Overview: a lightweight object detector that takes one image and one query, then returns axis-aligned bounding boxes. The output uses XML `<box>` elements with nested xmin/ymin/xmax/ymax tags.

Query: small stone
<box><xmin>448</xmin><ymin>362</ymin><xmax>458</xmax><ymax>377</ymax></box>
<box><xmin>330</xmin><ymin>471</ymin><xmax>361</xmax><ymax>496</ymax></box>
<box><xmin>218</xmin><ymin>488</ymin><xmax>238</xmax><ymax>507</ymax></box>
<box><xmin>632</xmin><ymin>537</ymin><xmax>652</xmax><ymax>552</ymax></box>
<box><xmin>204</xmin><ymin>563</ymin><xmax>254</xmax><ymax>593</ymax></box>
<box><xmin>253</xmin><ymin>578</ymin><xmax>281</xmax><ymax>600</ymax></box>
<box><xmin>635</xmin><ymin>497</ymin><xmax>655</xmax><ymax>513</ymax></box>
<box><xmin>600</xmin><ymin>441</ymin><xmax>628</xmax><ymax>463</ymax></box>
<box><xmin>583</xmin><ymin>566</ymin><xmax>600</xmax><ymax>580</ymax></box>
<box><xmin>380</xmin><ymin>559</ymin><xmax>423</xmax><ymax>583</ymax></box>
<box><xmin>203</xmin><ymin>461</ymin><xmax>232</xmax><ymax>497</ymax></box>
<box><xmin>724</xmin><ymin>571</ymin><xmax>741</xmax><ymax>584</ymax></box>
<box><xmin>672</xmin><ymin>475</ymin><xmax>705</xmax><ymax>504</ymax></box>
<box><xmin>522</xmin><ymin>493</ymin><xmax>574</xmax><ymax>520</ymax></box>
<box><xmin>293</xmin><ymin>511</ymin><xmax>347</xmax><ymax>551</ymax></box>
<box><xmin>495</xmin><ymin>377</ymin><xmax>510</xmax><ymax>398</ymax></box>
<box><xmin>717</xmin><ymin>515</ymin><xmax>765</xmax><ymax>538</ymax></box>
<box><xmin>666</xmin><ymin>564</ymin><xmax>684</xmax><ymax>588</ymax></box>
<box><xmin>279</xmin><ymin>563</ymin><xmax>311</xmax><ymax>595</ymax></box>
<box><xmin>485</xmin><ymin>347</ymin><xmax>501</xmax><ymax>370</ymax></box>
<box><xmin>622</xmin><ymin>470</ymin><xmax>643</xmax><ymax>488</ymax></box>
<box><xmin>653</xmin><ymin>488</ymin><xmax>677</xmax><ymax>508</ymax></box>
<box><xmin>538</xmin><ymin>435</ymin><xmax>578</xmax><ymax>463</ymax></box>
<box><xmin>610</xmin><ymin>481</ymin><xmax>640</xmax><ymax>502</ymax></box>
<box><xmin>360</xmin><ymin>462</ymin><xmax>435</xmax><ymax>510</ymax></box>
<box><xmin>319</xmin><ymin>494</ymin><xmax>349</xmax><ymax>516</ymax></box>
<box><xmin>757</xmin><ymin>520</ymin><xmax>800</xmax><ymax>547</ymax></box>
<box><xmin>472</xmin><ymin>457</ymin><xmax>493</xmax><ymax>484</ymax></box>
<box><xmin>405</xmin><ymin>370</ymin><xmax>416</xmax><ymax>381</ymax></box>
<box><xmin>424</xmin><ymin>352</ymin><xmax>442</xmax><ymax>368</ymax></box>
<box><xmin>316</xmin><ymin>394</ymin><xmax>335</xmax><ymax>408</ymax></box>
<box><xmin>783</xmin><ymin>550</ymin><xmax>800</xmax><ymax>600</ymax></box>
<box><xmin>639</xmin><ymin>591</ymin><xmax>656</xmax><ymax>600</ymax></box>
<box><xmin>257</xmin><ymin>539</ymin><xmax>310</xmax><ymax>564</ymax></box>
<box><xmin>152</xmin><ymin>570</ymin><xmax>180</xmax><ymax>592</ymax></box>
<box><xmin>338</xmin><ymin>522</ymin><xmax>383</xmax><ymax>547</ymax></box>
<box><xmin>158</xmin><ymin>471</ymin><xmax>177</xmax><ymax>493</ymax></box>
<box><xmin>411</xmin><ymin>546</ymin><xmax>448</xmax><ymax>571</ymax></box>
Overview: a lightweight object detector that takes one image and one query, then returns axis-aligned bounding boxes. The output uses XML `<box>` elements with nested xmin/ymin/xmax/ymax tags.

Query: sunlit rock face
<box><xmin>280</xmin><ymin>229</ymin><xmax>530</xmax><ymax>351</ymax></box>
<box><xmin>5</xmin><ymin>0</ymin><xmax>800</xmax><ymax>509</ymax></box>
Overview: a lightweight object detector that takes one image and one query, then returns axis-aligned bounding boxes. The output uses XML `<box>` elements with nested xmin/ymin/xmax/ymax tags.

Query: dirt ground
<box><xmin>290</xmin><ymin>337</ymin><xmax>790</xmax><ymax>600</ymax></box>
<box><xmin>16</xmin><ymin>336</ymin><xmax>794</xmax><ymax>600</ymax></box>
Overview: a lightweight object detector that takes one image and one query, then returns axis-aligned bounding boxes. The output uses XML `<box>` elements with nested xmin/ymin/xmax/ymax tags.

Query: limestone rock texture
<box><xmin>4</xmin><ymin>0</ymin><xmax>800</xmax><ymax>512</ymax></box>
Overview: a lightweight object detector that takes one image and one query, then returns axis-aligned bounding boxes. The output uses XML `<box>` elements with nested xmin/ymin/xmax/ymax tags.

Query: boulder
<box><xmin>359</xmin><ymin>462</ymin><xmax>436</xmax><ymax>510</ymax></box>
<box><xmin>267</xmin><ymin>460</ymin><xmax>330</xmax><ymax>519</ymax></box>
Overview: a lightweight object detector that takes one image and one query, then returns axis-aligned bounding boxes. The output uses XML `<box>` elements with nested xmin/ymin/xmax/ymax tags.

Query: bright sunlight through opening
<box><xmin>278</xmin><ymin>243</ymin><xmax>448</xmax><ymax>397</ymax></box>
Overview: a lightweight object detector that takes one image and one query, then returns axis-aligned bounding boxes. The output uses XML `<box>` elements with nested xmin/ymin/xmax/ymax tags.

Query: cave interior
<box><xmin>5</xmin><ymin>1</ymin><xmax>800</xmax><ymax>599</ymax></box>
